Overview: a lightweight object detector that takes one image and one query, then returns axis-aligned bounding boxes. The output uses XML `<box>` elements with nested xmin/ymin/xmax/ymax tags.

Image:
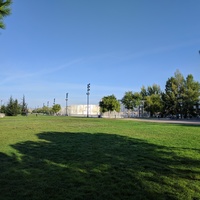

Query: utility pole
<box><xmin>86</xmin><ymin>83</ymin><xmax>90</xmax><ymax>118</ymax></box>
<box><xmin>53</xmin><ymin>98</ymin><xmax>55</xmax><ymax>106</ymax></box>
<box><xmin>66</xmin><ymin>93</ymin><xmax>68</xmax><ymax>116</ymax></box>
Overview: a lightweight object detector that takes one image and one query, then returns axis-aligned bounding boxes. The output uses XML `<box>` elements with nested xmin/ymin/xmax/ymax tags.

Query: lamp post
<box><xmin>86</xmin><ymin>83</ymin><xmax>90</xmax><ymax>118</ymax></box>
<box><xmin>66</xmin><ymin>93</ymin><xmax>68</xmax><ymax>116</ymax></box>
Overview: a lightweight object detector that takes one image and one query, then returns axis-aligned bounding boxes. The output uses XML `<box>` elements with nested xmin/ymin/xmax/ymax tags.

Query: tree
<box><xmin>163</xmin><ymin>77</ymin><xmax>178</xmax><ymax>115</ymax></box>
<box><xmin>121</xmin><ymin>91</ymin><xmax>142</xmax><ymax>117</ymax></box>
<box><xmin>182</xmin><ymin>74</ymin><xmax>200</xmax><ymax>117</ymax></box>
<box><xmin>163</xmin><ymin>70</ymin><xmax>185</xmax><ymax>116</ymax></box>
<box><xmin>145</xmin><ymin>94</ymin><xmax>164</xmax><ymax>117</ymax></box>
<box><xmin>147</xmin><ymin>84</ymin><xmax>161</xmax><ymax>95</ymax></box>
<box><xmin>162</xmin><ymin>70</ymin><xmax>200</xmax><ymax>118</ymax></box>
<box><xmin>0</xmin><ymin>0</ymin><xmax>12</xmax><ymax>29</ymax></box>
<box><xmin>140</xmin><ymin>86</ymin><xmax>147</xmax><ymax>99</ymax></box>
<box><xmin>99</xmin><ymin>95</ymin><xmax>120</xmax><ymax>113</ymax></box>
<box><xmin>0</xmin><ymin>105</ymin><xmax>6</xmax><ymax>113</ymax></box>
<box><xmin>140</xmin><ymin>84</ymin><xmax>163</xmax><ymax>117</ymax></box>
<box><xmin>5</xmin><ymin>96</ymin><xmax>20</xmax><ymax>116</ymax></box>
<box><xmin>41</xmin><ymin>106</ymin><xmax>51</xmax><ymax>115</ymax></box>
<box><xmin>141</xmin><ymin>84</ymin><xmax>161</xmax><ymax>97</ymax></box>
<box><xmin>21</xmin><ymin>95</ymin><xmax>28</xmax><ymax>116</ymax></box>
<box><xmin>121</xmin><ymin>91</ymin><xmax>134</xmax><ymax>117</ymax></box>
<box><xmin>32</xmin><ymin>106</ymin><xmax>52</xmax><ymax>115</ymax></box>
<box><xmin>52</xmin><ymin>104</ymin><xmax>61</xmax><ymax>115</ymax></box>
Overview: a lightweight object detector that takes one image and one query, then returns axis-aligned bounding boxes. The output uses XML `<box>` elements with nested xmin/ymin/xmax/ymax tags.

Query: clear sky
<box><xmin>1</xmin><ymin>0</ymin><xmax>200</xmax><ymax>108</ymax></box>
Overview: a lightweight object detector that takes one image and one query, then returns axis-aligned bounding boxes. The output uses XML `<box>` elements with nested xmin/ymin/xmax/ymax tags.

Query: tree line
<box><xmin>1</xmin><ymin>70</ymin><xmax>199</xmax><ymax>118</ymax></box>
<box><xmin>0</xmin><ymin>95</ymin><xmax>28</xmax><ymax>116</ymax></box>
<box><xmin>99</xmin><ymin>70</ymin><xmax>200</xmax><ymax>118</ymax></box>
<box><xmin>32</xmin><ymin>104</ymin><xmax>61</xmax><ymax>115</ymax></box>
<box><xmin>0</xmin><ymin>95</ymin><xmax>61</xmax><ymax>116</ymax></box>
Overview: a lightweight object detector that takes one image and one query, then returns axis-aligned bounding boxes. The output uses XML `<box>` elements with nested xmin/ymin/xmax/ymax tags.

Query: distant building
<box><xmin>58</xmin><ymin>104</ymin><xmax>149</xmax><ymax>118</ymax></box>
<box><xmin>59</xmin><ymin>105</ymin><xmax>100</xmax><ymax>117</ymax></box>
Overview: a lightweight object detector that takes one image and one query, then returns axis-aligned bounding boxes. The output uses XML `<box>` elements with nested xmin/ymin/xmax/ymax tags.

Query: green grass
<box><xmin>0</xmin><ymin>115</ymin><xmax>200</xmax><ymax>200</ymax></box>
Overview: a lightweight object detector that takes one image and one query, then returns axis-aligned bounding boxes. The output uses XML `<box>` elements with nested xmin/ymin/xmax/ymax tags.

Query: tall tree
<box><xmin>147</xmin><ymin>84</ymin><xmax>161</xmax><ymax>95</ymax></box>
<box><xmin>141</xmin><ymin>84</ymin><xmax>161</xmax><ymax>97</ymax></box>
<box><xmin>145</xmin><ymin>94</ymin><xmax>164</xmax><ymax>117</ymax></box>
<box><xmin>132</xmin><ymin>92</ymin><xmax>142</xmax><ymax>107</ymax></box>
<box><xmin>6</xmin><ymin>96</ymin><xmax>20</xmax><ymax>116</ymax></box>
<box><xmin>162</xmin><ymin>70</ymin><xmax>200</xmax><ymax>117</ymax></box>
<box><xmin>140</xmin><ymin>84</ymin><xmax>163</xmax><ymax>117</ymax></box>
<box><xmin>182</xmin><ymin>74</ymin><xmax>200</xmax><ymax>117</ymax></box>
<box><xmin>99</xmin><ymin>95</ymin><xmax>120</xmax><ymax>113</ymax></box>
<box><xmin>21</xmin><ymin>95</ymin><xmax>28</xmax><ymax>116</ymax></box>
<box><xmin>140</xmin><ymin>86</ymin><xmax>147</xmax><ymax>99</ymax></box>
<box><xmin>0</xmin><ymin>0</ymin><xmax>12</xmax><ymax>29</ymax></box>
<box><xmin>121</xmin><ymin>91</ymin><xmax>142</xmax><ymax>117</ymax></box>
<box><xmin>163</xmin><ymin>77</ymin><xmax>178</xmax><ymax>115</ymax></box>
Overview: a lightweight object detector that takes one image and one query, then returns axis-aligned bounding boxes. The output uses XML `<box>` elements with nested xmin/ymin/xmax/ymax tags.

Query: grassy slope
<box><xmin>0</xmin><ymin>116</ymin><xmax>200</xmax><ymax>200</ymax></box>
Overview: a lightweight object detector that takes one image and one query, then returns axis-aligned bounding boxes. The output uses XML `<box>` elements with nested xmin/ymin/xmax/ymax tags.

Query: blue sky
<box><xmin>1</xmin><ymin>0</ymin><xmax>200</xmax><ymax>108</ymax></box>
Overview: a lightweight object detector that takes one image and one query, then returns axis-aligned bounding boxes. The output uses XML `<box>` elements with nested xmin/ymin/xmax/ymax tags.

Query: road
<box><xmin>123</xmin><ymin>118</ymin><xmax>200</xmax><ymax>125</ymax></box>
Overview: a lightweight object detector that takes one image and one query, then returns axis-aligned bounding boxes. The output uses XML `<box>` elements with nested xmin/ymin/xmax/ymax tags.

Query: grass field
<box><xmin>0</xmin><ymin>115</ymin><xmax>200</xmax><ymax>200</ymax></box>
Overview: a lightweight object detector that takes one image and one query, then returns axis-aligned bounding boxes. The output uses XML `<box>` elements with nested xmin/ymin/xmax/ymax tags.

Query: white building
<box><xmin>58</xmin><ymin>104</ymin><xmax>148</xmax><ymax>118</ymax></box>
<box><xmin>59</xmin><ymin>105</ymin><xmax>100</xmax><ymax>117</ymax></box>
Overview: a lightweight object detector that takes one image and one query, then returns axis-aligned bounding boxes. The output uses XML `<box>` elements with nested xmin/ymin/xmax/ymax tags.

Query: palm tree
<box><xmin>0</xmin><ymin>0</ymin><xmax>12</xmax><ymax>29</ymax></box>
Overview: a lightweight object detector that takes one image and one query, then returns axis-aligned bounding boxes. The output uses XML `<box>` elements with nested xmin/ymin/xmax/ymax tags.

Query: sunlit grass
<box><xmin>0</xmin><ymin>115</ymin><xmax>200</xmax><ymax>199</ymax></box>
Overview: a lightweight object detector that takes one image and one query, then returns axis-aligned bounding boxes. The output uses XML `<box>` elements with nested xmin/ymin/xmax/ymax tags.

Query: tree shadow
<box><xmin>0</xmin><ymin>132</ymin><xmax>200</xmax><ymax>200</ymax></box>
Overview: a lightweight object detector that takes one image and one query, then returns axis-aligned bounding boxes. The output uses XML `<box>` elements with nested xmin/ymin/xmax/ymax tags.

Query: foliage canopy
<box><xmin>0</xmin><ymin>0</ymin><xmax>12</xmax><ymax>29</ymax></box>
<box><xmin>99</xmin><ymin>95</ymin><xmax>120</xmax><ymax>113</ymax></box>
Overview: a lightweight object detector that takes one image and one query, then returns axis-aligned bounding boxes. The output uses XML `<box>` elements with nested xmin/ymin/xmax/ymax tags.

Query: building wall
<box><xmin>59</xmin><ymin>105</ymin><xmax>100</xmax><ymax>117</ymax></box>
<box><xmin>59</xmin><ymin>104</ymin><xmax>149</xmax><ymax>118</ymax></box>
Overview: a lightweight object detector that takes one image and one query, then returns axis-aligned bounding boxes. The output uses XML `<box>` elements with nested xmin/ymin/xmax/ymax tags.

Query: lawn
<box><xmin>0</xmin><ymin>115</ymin><xmax>200</xmax><ymax>200</ymax></box>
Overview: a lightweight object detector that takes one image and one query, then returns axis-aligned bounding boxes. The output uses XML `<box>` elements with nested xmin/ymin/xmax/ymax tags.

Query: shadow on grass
<box><xmin>0</xmin><ymin>132</ymin><xmax>200</xmax><ymax>200</ymax></box>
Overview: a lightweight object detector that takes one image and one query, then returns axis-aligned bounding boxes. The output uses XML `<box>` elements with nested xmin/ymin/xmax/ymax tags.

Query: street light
<box><xmin>66</xmin><ymin>93</ymin><xmax>68</xmax><ymax>116</ymax></box>
<box><xmin>86</xmin><ymin>83</ymin><xmax>90</xmax><ymax>118</ymax></box>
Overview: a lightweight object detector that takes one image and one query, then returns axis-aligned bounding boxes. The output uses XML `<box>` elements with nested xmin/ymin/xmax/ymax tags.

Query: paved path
<box><xmin>122</xmin><ymin>118</ymin><xmax>200</xmax><ymax>125</ymax></box>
